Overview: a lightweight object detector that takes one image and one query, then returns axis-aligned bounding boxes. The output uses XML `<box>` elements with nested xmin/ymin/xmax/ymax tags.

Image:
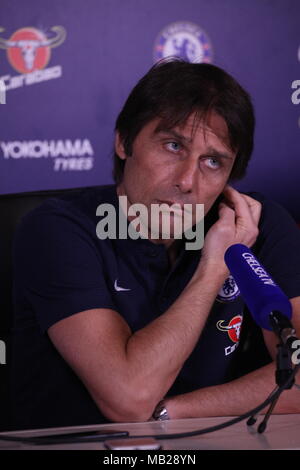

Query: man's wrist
<box><xmin>189</xmin><ymin>259</ymin><xmax>229</xmax><ymax>290</ymax></box>
<box><xmin>199</xmin><ymin>255</ymin><xmax>229</xmax><ymax>277</ymax></box>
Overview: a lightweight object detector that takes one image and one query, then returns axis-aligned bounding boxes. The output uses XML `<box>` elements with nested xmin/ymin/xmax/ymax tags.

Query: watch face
<box><xmin>153</xmin><ymin>401</ymin><xmax>169</xmax><ymax>420</ymax></box>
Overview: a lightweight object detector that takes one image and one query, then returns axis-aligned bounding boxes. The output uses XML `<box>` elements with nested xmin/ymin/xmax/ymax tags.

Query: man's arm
<box><xmin>161</xmin><ymin>362</ymin><xmax>300</xmax><ymax>419</ymax></box>
<box><xmin>163</xmin><ymin>296</ymin><xmax>300</xmax><ymax>419</ymax></box>
<box><xmin>48</xmin><ymin>269</ymin><xmax>225</xmax><ymax>423</ymax></box>
<box><xmin>48</xmin><ymin>187</ymin><xmax>261</xmax><ymax>423</ymax></box>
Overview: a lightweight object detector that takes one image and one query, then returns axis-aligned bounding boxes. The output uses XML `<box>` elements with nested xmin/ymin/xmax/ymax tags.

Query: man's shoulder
<box><xmin>19</xmin><ymin>184</ymin><xmax>118</xmax><ymax>226</ymax></box>
<box><xmin>244</xmin><ymin>191</ymin><xmax>300</xmax><ymax>261</ymax></box>
<box><xmin>243</xmin><ymin>190</ymin><xmax>279</xmax><ymax>209</ymax></box>
<box><xmin>14</xmin><ymin>184</ymin><xmax>118</xmax><ymax>251</ymax></box>
<box><xmin>243</xmin><ymin>191</ymin><xmax>297</xmax><ymax>227</ymax></box>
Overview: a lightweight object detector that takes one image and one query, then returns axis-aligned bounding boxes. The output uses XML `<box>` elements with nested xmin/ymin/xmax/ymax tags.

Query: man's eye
<box><xmin>204</xmin><ymin>157</ymin><xmax>221</xmax><ymax>170</ymax></box>
<box><xmin>165</xmin><ymin>142</ymin><xmax>181</xmax><ymax>152</ymax></box>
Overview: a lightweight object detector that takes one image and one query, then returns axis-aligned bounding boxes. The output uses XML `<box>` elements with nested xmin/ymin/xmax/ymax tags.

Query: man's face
<box><xmin>116</xmin><ymin>112</ymin><xmax>237</xmax><ymax>243</ymax></box>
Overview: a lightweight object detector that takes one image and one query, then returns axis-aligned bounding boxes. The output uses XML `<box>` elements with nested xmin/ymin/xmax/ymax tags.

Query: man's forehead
<box><xmin>153</xmin><ymin>112</ymin><xmax>233</xmax><ymax>150</ymax></box>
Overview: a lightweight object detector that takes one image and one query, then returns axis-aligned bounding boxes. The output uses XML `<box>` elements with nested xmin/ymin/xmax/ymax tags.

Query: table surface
<box><xmin>1</xmin><ymin>414</ymin><xmax>300</xmax><ymax>450</ymax></box>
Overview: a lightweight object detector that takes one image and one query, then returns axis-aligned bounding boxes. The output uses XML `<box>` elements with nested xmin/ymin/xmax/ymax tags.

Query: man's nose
<box><xmin>174</xmin><ymin>159</ymin><xmax>197</xmax><ymax>194</ymax></box>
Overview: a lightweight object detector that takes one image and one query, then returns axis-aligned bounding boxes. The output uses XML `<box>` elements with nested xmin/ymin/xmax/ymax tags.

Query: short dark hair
<box><xmin>113</xmin><ymin>58</ymin><xmax>255</xmax><ymax>184</ymax></box>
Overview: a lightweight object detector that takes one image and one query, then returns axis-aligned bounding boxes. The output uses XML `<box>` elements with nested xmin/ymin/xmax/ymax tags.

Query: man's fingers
<box><xmin>221</xmin><ymin>185</ymin><xmax>261</xmax><ymax>247</ymax></box>
<box><xmin>241</xmin><ymin>194</ymin><xmax>262</xmax><ymax>226</ymax></box>
<box><xmin>222</xmin><ymin>186</ymin><xmax>253</xmax><ymax>227</ymax></box>
<box><xmin>223</xmin><ymin>186</ymin><xmax>261</xmax><ymax>227</ymax></box>
<box><xmin>217</xmin><ymin>202</ymin><xmax>236</xmax><ymax>227</ymax></box>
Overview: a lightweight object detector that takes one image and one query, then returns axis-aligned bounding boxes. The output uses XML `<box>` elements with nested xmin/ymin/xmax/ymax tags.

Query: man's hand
<box><xmin>196</xmin><ymin>186</ymin><xmax>262</xmax><ymax>279</ymax></box>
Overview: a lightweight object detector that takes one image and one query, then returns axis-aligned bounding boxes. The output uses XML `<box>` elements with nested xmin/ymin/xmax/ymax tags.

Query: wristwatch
<box><xmin>152</xmin><ymin>400</ymin><xmax>170</xmax><ymax>421</ymax></box>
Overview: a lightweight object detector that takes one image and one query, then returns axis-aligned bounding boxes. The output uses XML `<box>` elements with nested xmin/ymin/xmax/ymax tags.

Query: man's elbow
<box><xmin>103</xmin><ymin>406</ymin><xmax>152</xmax><ymax>423</ymax></box>
<box><xmin>94</xmin><ymin>389</ymin><xmax>157</xmax><ymax>423</ymax></box>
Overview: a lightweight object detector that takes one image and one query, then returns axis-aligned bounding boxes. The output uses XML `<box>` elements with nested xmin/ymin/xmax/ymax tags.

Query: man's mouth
<box><xmin>156</xmin><ymin>199</ymin><xmax>184</xmax><ymax>209</ymax></box>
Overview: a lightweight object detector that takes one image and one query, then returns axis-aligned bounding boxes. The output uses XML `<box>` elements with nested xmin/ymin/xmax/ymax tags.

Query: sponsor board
<box><xmin>0</xmin><ymin>26</ymin><xmax>66</xmax><ymax>91</ymax></box>
<box><xmin>0</xmin><ymin>139</ymin><xmax>94</xmax><ymax>172</ymax></box>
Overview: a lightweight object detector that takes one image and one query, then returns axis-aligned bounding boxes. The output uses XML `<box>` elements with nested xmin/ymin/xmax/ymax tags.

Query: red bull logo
<box><xmin>216</xmin><ymin>315</ymin><xmax>242</xmax><ymax>343</ymax></box>
<box><xmin>0</xmin><ymin>26</ymin><xmax>66</xmax><ymax>74</ymax></box>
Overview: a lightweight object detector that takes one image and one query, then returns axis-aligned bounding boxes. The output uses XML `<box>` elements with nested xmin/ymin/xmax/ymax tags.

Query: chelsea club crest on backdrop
<box><xmin>153</xmin><ymin>21</ymin><xmax>213</xmax><ymax>64</ymax></box>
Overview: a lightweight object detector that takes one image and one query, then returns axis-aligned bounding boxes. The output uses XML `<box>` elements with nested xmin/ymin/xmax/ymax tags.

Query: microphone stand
<box><xmin>247</xmin><ymin>310</ymin><xmax>297</xmax><ymax>433</ymax></box>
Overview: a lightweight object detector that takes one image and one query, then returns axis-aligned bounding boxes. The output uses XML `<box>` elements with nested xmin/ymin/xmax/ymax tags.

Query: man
<box><xmin>12</xmin><ymin>59</ymin><xmax>300</xmax><ymax>429</ymax></box>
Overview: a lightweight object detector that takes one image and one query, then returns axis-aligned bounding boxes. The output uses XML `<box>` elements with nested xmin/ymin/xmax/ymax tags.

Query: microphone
<box><xmin>224</xmin><ymin>244</ymin><xmax>296</xmax><ymax>346</ymax></box>
<box><xmin>225</xmin><ymin>244</ymin><xmax>299</xmax><ymax>434</ymax></box>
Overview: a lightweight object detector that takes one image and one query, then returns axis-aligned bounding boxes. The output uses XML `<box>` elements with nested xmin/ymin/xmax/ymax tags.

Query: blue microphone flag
<box><xmin>224</xmin><ymin>244</ymin><xmax>292</xmax><ymax>331</ymax></box>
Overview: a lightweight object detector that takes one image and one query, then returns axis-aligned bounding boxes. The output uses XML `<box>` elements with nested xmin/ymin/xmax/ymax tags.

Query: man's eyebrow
<box><xmin>205</xmin><ymin>146</ymin><xmax>234</xmax><ymax>160</ymax></box>
<box><xmin>154</xmin><ymin>128</ymin><xmax>193</xmax><ymax>144</ymax></box>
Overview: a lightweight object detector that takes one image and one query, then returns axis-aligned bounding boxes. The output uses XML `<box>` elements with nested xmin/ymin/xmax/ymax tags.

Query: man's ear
<box><xmin>115</xmin><ymin>132</ymin><xmax>127</xmax><ymax>160</ymax></box>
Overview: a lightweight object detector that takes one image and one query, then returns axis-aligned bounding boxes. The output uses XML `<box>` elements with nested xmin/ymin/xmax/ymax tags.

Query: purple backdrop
<box><xmin>0</xmin><ymin>0</ymin><xmax>299</xmax><ymax>219</ymax></box>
